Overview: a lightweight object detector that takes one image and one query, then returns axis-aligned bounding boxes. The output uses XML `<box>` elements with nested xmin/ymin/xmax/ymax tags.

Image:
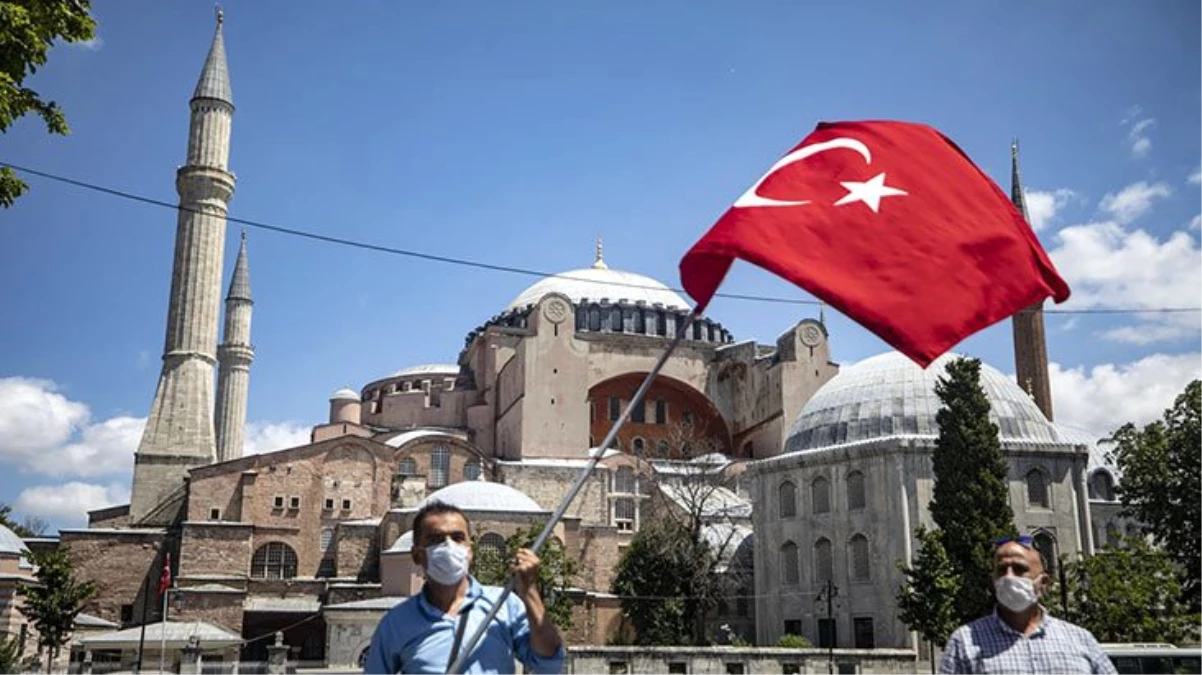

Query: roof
<box><xmin>192</xmin><ymin>12</ymin><xmax>232</xmax><ymax>104</ymax></box>
<box><xmin>506</xmin><ymin>266</ymin><xmax>689</xmax><ymax>311</ymax></box>
<box><xmin>390</xmin><ymin>364</ymin><xmax>460</xmax><ymax>378</ymax></box>
<box><xmin>74</xmin><ymin>613</ymin><xmax>119</xmax><ymax>629</ymax></box>
<box><xmin>418</xmin><ymin>481</ymin><xmax>546</xmax><ymax>514</ymax></box>
<box><xmin>1054</xmin><ymin>423</ymin><xmax>1119</xmax><ymax>477</ymax></box>
<box><xmin>77</xmin><ymin>621</ymin><xmax>241</xmax><ymax>649</ymax></box>
<box><xmin>324</xmin><ymin>596</ymin><xmax>405</xmax><ymax>611</ymax></box>
<box><xmin>178</xmin><ymin>583</ymin><xmax>243</xmax><ymax>594</ymax></box>
<box><xmin>330</xmin><ymin>388</ymin><xmax>360</xmax><ymax>401</ymax></box>
<box><xmin>786</xmin><ymin>351</ymin><xmax>1059</xmax><ymax>453</ymax></box>
<box><xmin>659</xmin><ymin>484</ymin><xmax>752</xmax><ymax>519</ymax></box>
<box><xmin>243</xmin><ymin>596</ymin><xmax>321</xmax><ymax>613</ymax></box>
<box><xmin>384</xmin><ymin>428</ymin><xmax>462</xmax><ymax>448</ymax></box>
<box><xmin>226</xmin><ymin>231</ymin><xmax>251</xmax><ymax>301</ymax></box>
<box><xmin>0</xmin><ymin>525</ymin><xmax>28</xmax><ymax>556</ymax></box>
<box><xmin>385</xmin><ymin>530</ymin><xmax>413</xmax><ymax>554</ymax></box>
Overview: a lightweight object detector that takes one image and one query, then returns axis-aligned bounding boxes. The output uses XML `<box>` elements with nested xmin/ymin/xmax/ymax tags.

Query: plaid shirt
<box><xmin>939</xmin><ymin>608</ymin><xmax>1117</xmax><ymax>674</ymax></box>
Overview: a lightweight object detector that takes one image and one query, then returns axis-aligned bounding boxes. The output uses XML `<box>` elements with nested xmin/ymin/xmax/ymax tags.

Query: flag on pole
<box><xmin>679</xmin><ymin>120</ymin><xmax>1070</xmax><ymax>367</ymax></box>
<box><xmin>158</xmin><ymin>552</ymin><xmax>172</xmax><ymax>597</ymax></box>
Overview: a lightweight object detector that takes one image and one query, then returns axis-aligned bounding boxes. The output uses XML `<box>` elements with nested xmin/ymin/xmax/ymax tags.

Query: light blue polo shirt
<box><xmin>363</xmin><ymin>577</ymin><xmax>565</xmax><ymax>674</ymax></box>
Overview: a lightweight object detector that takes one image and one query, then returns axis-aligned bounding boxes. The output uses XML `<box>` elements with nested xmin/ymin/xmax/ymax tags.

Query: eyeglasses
<box><xmin>995</xmin><ymin>535</ymin><xmax>1035</xmax><ymax>548</ymax></box>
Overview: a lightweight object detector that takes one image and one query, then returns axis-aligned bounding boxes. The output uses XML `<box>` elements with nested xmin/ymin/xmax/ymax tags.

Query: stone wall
<box><xmin>566</xmin><ymin>646</ymin><xmax>917</xmax><ymax>674</ymax></box>
<box><xmin>62</xmin><ymin>530</ymin><xmax>165</xmax><ymax>625</ymax></box>
<box><xmin>173</xmin><ymin>588</ymin><xmax>245</xmax><ymax>632</ymax></box>
<box><xmin>495</xmin><ymin>462</ymin><xmax>610</xmax><ymax>526</ymax></box>
<box><xmin>335</xmin><ymin>524</ymin><xmax>378</xmax><ymax>581</ymax></box>
<box><xmin>180</xmin><ymin>522</ymin><xmax>253</xmax><ymax>578</ymax></box>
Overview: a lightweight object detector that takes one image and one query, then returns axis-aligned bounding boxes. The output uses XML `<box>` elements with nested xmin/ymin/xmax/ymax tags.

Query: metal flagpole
<box><xmin>446</xmin><ymin>309</ymin><xmax>700</xmax><ymax>675</ymax></box>
<box><xmin>135</xmin><ymin>572</ymin><xmax>151</xmax><ymax>673</ymax></box>
<box><xmin>158</xmin><ymin>586</ymin><xmax>169</xmax><ymax>673</ymax></box>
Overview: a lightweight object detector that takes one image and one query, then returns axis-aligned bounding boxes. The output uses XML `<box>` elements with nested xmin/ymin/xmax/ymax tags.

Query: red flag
<box><xmin>158</xmin><ymin>552</ymin><xmax>172</xmax><ymax>596</ymax></box>
<box><xmin>679</xmin><ymin>120</ymin><xmax>1070</xmax><ymax>367</ymax></box>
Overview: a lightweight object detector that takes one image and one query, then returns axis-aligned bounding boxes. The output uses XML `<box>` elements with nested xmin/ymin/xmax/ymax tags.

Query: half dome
<box><xmin>418</xmin><ymin>481</ymin><xmax>546</xmax><ymax>514</ymax></box>
<box><xmin>786</xmin><ymin>351</ymin><xmax>1058</xmax><ymax>452</ymax></box>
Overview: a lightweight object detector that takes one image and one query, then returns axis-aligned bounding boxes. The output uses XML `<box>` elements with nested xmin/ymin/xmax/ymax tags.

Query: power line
<box><xmin>5</xmin><ymin>161</ymin><xmax>1199</xmax><ymax>315</ymax></box>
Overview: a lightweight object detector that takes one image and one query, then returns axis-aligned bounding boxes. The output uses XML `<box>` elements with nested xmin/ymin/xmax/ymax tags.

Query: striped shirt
<box><xmin>940</xmin><ymin>608</ymin><xmax>1117</xmax><ymax>674</ymax></box>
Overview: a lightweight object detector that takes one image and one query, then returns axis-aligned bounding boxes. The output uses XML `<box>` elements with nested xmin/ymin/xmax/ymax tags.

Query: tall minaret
<box><xmin>130</xmin><ymin>10</ymin><xmax>236</xmax><ymax>521</ymax></box>
<box><xmin>215</xmin><ymin>231</ymin><xmax>253</xmax><ymax>462</ymax></box>
<box><xmin>1009</xmin><ymin>140</ymin><xmax>1054</xmax><ymax>421</ymax></box>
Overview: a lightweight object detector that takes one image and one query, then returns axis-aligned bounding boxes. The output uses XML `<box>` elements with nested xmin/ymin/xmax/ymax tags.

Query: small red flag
<box><xmin>679</xmin><ymin>120</ymin><xmax>1070</xmax><ymax>367</ymax></box>
<box><xmin>158</xmin><ymin>552</ymin><xmax>172</xmax><ymax>596</ymax></box>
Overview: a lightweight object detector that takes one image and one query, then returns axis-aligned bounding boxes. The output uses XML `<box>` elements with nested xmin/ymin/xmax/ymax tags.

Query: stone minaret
<box><xmin>215</xmin><ymin>231</ymin><xmax>253</xmax><ymax>462</ymax></box>
<box><xmin>1009</xmin><ymin>140</ymin><xmax>1054</xmax><ymax>421</ymax></box>
<box><xmin>130</xmin><ymin>10</ymin><xmax>236</xmax><ymax>521</ymax></box>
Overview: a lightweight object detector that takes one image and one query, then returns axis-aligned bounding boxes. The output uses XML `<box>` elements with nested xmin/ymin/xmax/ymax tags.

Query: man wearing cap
<box><xmin>939</xmin><ymin>535</ymin><xmax>1116</xmax><ymax>674</ymax></box>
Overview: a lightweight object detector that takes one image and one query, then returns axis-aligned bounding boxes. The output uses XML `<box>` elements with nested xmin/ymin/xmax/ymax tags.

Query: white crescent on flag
<box><xmin>733</xmin><ymin>137</ymin><xmax>873</xmax><ymax>208</ymax></box>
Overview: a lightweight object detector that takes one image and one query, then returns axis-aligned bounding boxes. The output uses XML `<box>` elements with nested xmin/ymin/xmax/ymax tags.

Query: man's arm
<box><xmin>1080</xmin><ymin>630</ymin><xmax>1117</xmax><ymax>675</ymax></box>
<box><xmin>363</xmin><ymin>612</ymin><xmax>397</xmax><ymax>674</ymax></box>
<box><xmin>938</xmin><ymin>628</ymin><xmax>971</xmax><ymax>674</ymax></box>
<box><xmin>512</xmin><ymin>548</ymin><xmax>563</xmax><ymax>658</ymax></box>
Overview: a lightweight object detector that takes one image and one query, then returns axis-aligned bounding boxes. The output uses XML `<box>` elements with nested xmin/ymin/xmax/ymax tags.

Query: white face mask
<box><xmin>424</xmin><ymin>541</ymin><xmax>470</xmax><ymax>586</ymax></box>
<box><xmin>994</xmin><ymin>575</ymin><xmax>1039</xmax><ymax>612</ymax></box>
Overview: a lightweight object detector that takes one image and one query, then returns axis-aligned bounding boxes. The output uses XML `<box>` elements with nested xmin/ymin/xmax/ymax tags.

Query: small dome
<box><xmin>1054</xmin><ymin>423</ymin><xmax>1120</xmax><ymax>478</ymax></box>
<box><xmin>506</xmin><ymin>267</ymin><xmax>688</xmax><ymax>311</ymax></box>
<box><xmin>786</xmin><ymin>351</ymin><xmax>1058</xmax><ymax>452</ymax></box>
<box><xmin>418</xmin><ymin>482</ymin><xmax>546</xmax><ymax>514</ymax></box>
<box><xmin>386</xmin><ymin>530</ymin><xmax>413</xmax><ymax>554</ymax></box>
<box><xmin>330</xmin><ymin>388</ymin><xmax>359</xmax><ymax>401</ymax></box>
<box><xmin>0</xmin><ymin>524</ymin><xmax>28</xmax><ymax>556</ymax></box>
<box><xmin>391</xmin><ymin>364</ymin><xmax>459</xmax><ymax>378</ymax></box>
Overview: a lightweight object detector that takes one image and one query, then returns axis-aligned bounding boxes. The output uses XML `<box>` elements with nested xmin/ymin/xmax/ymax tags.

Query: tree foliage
<box><xmin>0</xmin><ymin>0</ymin><xmax>97</xmax><ymax>207</ymax></box>
<box><xmin>896</xmin><ymin>526</ymin><xmax>961</xmax><ymax>648</ymax></box>
<box><xmin>1065</xmin><ymin>535</ymin><xmax>1199</xmax><ymax>644</ymax></box>
<box><xmin>0</xmin><ymin>502</ymin><xmax>39</xmax><ymax>538</ymax></box>
<box><xmin>17</xmin><ymin>546</ymin><xmax>96</xmax><ymax>672</ymax></box>
<box><xmin>927</xmin><ymin>357</ymin><xmax>1017</xmax><ymax>622</ymax></box>
<box><xmin>1108</xmin><ymin>379</ymin><xmax>1201</xmax><ymax>611</ymax></box>
<box><xmin>0</xmin><ymin>633</ymin><xmax>20</xmax><ymax>674</ymax></box>
<box><xmin>777</xmin><ymin>633</ymin><xmax>813</xmax><ymax>648</ymax></box>
<box><xmin>611</xmin><ymin>518</ymin><xmax>708</xmax><ymax>646</ymax></box>
<box><xmin>471</xmin><ymin>522</ymin><xmax>578</xmax><ymax>630</ymax></box>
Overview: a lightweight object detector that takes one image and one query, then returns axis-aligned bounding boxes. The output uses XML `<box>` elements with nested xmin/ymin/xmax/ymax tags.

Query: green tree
<box><xmin>0</xmin><ymin>633</ymin><xmax>20</xmax><ymax>674</ymax></box>
<box><xmin>928</xmin><ymin>357</ymin><xmax>1017</xmax><ymax>623</ymax></box>
<box><xmin>610</xmin><ymin>518</ymin><xmax>708</xmax><ymax>645</ymax></box>
<box><xmin>471</xmin><ymin>522</ymin><xmax>578</xmax><ymax>630</ymax></box>
<box><xmin>777</xmin><ymin>633</ymin><xmax>813</xmax><ymax>648</ymax></box>
<box><xmin>0</xmin><ymin>502</ymin><xmax>38</xmax><ymax>537</ymax></box>
<box><xmin>17</xmin><ymin>546</ymin><xmax>96</xmax><ymax>673</ymax></box>
<box><xmin>1065</xmin><ymin>535</ymin><xmax>1198</xmax><ymax>644</ymax></box>
<box><xmin>897</xmin><ymin>526</ymin><xmax>961</xmax><ymax>673</ymax></box>
<box><xmin>1108</xmin><ymin>380</ymin><xmax>1201</xmax><ymax>611</ymax></box>
<box><xmin>1</xmin><ymin>0</ymin><xmax>97</xmax><ymax>207</ymax></box>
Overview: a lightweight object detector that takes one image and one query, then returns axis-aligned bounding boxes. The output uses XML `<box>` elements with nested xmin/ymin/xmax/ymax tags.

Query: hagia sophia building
<box><xmin>0</xmin><ymin>13</ymin><xmax>1130</xmax><ymax>671</ymax></box>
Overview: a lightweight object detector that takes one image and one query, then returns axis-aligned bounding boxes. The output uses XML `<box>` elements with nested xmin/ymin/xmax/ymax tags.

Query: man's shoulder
<box><xmin>949</xmin><ymin>614</ymin><xmax>1003</xmax><ymax>644</ymax></box>
<box><xmin>1045</xmin><ymin>614</ymin><xmax>1102</xmax><ymax>643</ymax></box>
<box><xmin>380</xmin><ymin>594</ymin><xmax>424</xmax><ymax>622</ymax></box>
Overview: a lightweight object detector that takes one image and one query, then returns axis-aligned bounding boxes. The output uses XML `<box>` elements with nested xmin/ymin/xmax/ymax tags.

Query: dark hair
<box><xmin>411</xmin><ymin>500</ymin><xmax>470</xmax><ymax>545</ymax></box>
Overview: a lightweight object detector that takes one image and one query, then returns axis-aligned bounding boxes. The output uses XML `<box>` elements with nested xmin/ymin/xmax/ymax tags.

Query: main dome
<box><xmin>786</xmin><ymin>351</ymin><xmax>1058</xmax><ymax>452</ymax></box>
<box><xmin>418</xmin><ymin>481</ymin><xmax>547</xmax><ymax>513</ymax></box>
<box><xmin>507</xmin><ymin>267</ymin><xmax>688</xmax><ymax>311</ymax></box>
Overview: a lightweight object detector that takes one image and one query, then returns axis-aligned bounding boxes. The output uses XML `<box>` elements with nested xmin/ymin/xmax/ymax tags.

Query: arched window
<box><xmin>251</xmin><ymin>542</ymin><xmax>298</xmax><ymax>580</ymax></box>
<box><xmin>1105</xmin><ymin>521</ymin><xmax>1120</xmax><ymax>544</ymax></box>
<box><xmin>1033</xmin><ymin>532</ymin><xmax>1057</xmax><ymax>575</ymax></box>
<box><xmin>1089</xmin><ymin>470</ymin><xmax>1115</xmax><ymax>502</ymax></box>
<box><xmin>780</xmin><ymin>542</ymin><xmax>799</xmax><ymax>586</ymax></box>
<box><xmin>633</xmin><ymin>311</ymin><xmax>646</xmax><ymax>334</ymax></box>
<box><xmin>478</xmin><ymin>532</ymin><xmax>506</xmax><ymax>557</ymax></box>
<box><xmin>657</xmin><ymin>440</ymin><xmax>671</xmax><ymax>456</ymax></box>
<box><xmin>814</xmin><ymin>538</ymin><xmax>833</xmax><ymax>585</ymax></box>
<box><xmin>588</xmin><ymin>307</ymin><xmax>601</xmax><ymax>332</ymax></box>
<box><xmin>849</xmin><ymin>534</ymin><xmax>870</xmax><ymax>581</ymax></box>
<box><xmin>1026</xmin><ymin>469</ymin><xmax>1049</xmax><ymax>508</ymax></box>
<box><xmin>632</xmin><ymin>437</ymin><xmax>645</xmax><ymax>455</ymax></box>
<box><xmin>613</xmin><ymin>497</ymin><xmax>636</xmax><ymax>531</ymax></box>
<box><xmin>779</xmin><ymin>481</ymin><xmax>797</xmax><ymax>519</ymax></box>
<box><xmin>614</xmin><ymin>467</ymin><xmax>636</xmax><ymax>494</ymax></box>
<box><xmin>610</xmin><ymin>307</ymin><xmax>623</xmax><ymax>332</ymax></box>
<box><xmin>430</xmin><ymin>446</ymin><xmax>450</xmax><ymax>488</ymax></box>
<box><xmin>812</xmin><ymin>476</ymin><xmax>831</xmax><ymax>514</ymax></box>
<box><xmin>463</xmin><ymin>462</ymin><xmax>481</xmax><ymax>481</ymax></box>
<box><xmin>846</xmin><ymin>471</ymin><xmax>866</xmax><ymax>511</ymax></box>
<box><xmin>320</xmin><ymin>528</ymin><xmax>334</xmax><ymax>552</ymax></box>
<box><xmin>398</xmin><ymin>458</ymin><xmax>417</xmax><ymax>476</ymax></box>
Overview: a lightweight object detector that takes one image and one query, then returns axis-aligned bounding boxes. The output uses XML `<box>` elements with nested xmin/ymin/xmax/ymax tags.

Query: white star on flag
<box><xmin>834</xmin><ymin>172</ymin><xmax>908</xmax><ymax>213</ymax></box>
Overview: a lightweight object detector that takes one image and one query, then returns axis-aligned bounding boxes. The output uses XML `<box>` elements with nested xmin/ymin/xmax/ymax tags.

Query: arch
<box><xmin>779</xmin><ymin>541</ymin><xmax>799</xmax><ymax>586</ymax></box>
<box><xmin>813</xmin><ymin>538</ymin><xmax>833</xmax><ymax>585</ymax></box>
<box><xmin>778</xmin><ymin>481</ymin><xmax>797</xmax><ymax>519</ymax></box>
<box><xmin>633</xmin><ymin>310</ymin><xmax>646</xmax><ymax>334</ymax></box>
<box><xmin>430</xmin><ymin>446</ymin><xmax>450</xmax><ymax>488</ymax></box>
<box><xmin>812</xmin><ymin>476</ymin><xmax>831</xmax><ymax>514</ymax></box>
<box><xmin>846</xmin><ymin>470</ymin><xmax>866</xmax><ymax>511</ymax></box>
<box><xmin>587</xmin><ymin>372</ymin><xmax>733</xmax><ymax>458</ymax></box>
<box><xmin>1088</xmin><ymin>470</ymin><xmax>1115</xmax><ymax>502</ymax></box>
<box><xmin>478</xmin><ymin>532</ymin><xmax>506</xmax><ymax>557</ymax></box>
<box><xmin>849</xmin><ymin>534</ymin><xmax>870</xmax><ymax>581</ymax></box>
<box><xmin>251</xmin><ymin>542</ymin><xmax>298</xmax><ymax>580</ymax></box>
<box><xmin>1032</xmin><ymin>531</ymin><xmax>1057</xmax><ymax>575</ymax></box>
<box><xmin>1026</xmin><ymin>468</ymin><xmax>1049</xmax><ymax>508</ymax></box>
<box><xmin>631</xmin><ymin>437</ymin><xmax>645</xmax><ymax>455</ymax></box>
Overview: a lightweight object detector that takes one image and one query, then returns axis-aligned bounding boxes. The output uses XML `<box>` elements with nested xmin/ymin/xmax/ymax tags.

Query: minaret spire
<box><xmin>1009</xmin><ymin>140</ymin><xmax>1054</xmax><ymax>421</ymax></box>
<box><xmin>216</xmin><ymin>231</ymin><xmax>254</xmax><ymax>462</ymax></box>
<box><xmin>130</xmin><ymin>13</ymin><xmax>237</xmax><ymax>521</ymax></box>
<box><xmin>592</xmin><ymin>236</ymin><xmax>608</xmax><ymax>269</ymax></box>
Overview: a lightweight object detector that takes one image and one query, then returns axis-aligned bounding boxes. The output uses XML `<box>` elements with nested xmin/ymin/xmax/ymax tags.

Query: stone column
<box><xmin>267</xmin><ymin>632</ymin><xmax>289</xmax><ymax>674</ymax></box>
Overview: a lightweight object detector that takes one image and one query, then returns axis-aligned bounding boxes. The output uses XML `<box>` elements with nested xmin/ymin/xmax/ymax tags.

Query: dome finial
<box><xmin>216</xmin><ymin>3</ymin><xmax>223</xmax><ymax>25</ymax></box>
<box><xmin>592</xmin><ymin>236</ymin><xmax>608</xmax><ymax>269</ymax></box>
<box><xmin>818</xmin><ymin>301</ymin><xmax>826</xmax><ymax>326</ymax></box>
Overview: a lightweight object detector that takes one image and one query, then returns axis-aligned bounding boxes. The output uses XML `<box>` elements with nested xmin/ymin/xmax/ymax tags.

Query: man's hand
<box><xmin>511</xmin><ymin>548</ymin><xmax>542</xmax><ymax>602</ymax></box>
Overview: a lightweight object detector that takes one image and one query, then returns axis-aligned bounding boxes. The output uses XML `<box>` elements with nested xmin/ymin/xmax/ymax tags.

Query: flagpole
<box><xmin>158</xmin><ymin>586</ymin><xmax>169</xmax><ymax>673</ymax></box>
<box><xmin>136</xmin><ymin>572</ymin><xmax>151</xmax><ymax>673</ymax></box>
<box><xmin>446</xmin><ymin>309</ymin><xmax>700</xmax><ymax>675</ymax></box>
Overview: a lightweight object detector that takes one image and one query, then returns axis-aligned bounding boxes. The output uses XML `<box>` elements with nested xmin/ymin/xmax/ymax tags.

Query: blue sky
<box><xmin>1</xmin><ymin>2</ymin><xmax>1199</xmax><ymax>531</ymax></box>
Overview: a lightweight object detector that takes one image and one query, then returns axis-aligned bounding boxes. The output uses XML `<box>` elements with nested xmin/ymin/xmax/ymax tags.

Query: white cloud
<box><xmin>14</xmin><ymin>482</ymin><xmax>130</xmax><ymax>529</ymax></box>
<box><xmin>1121</xmin><ymin>111</ymin><xmax>1156</xmax><ymax>158</ymax></box>
<box><xmin>1050</xmin><ymin>352</ymin><xmax>1202</xmax><ymax>440</ymax></box>
<box><xmin>0</xmin><ymin>378</ymin><xmax>90</xmax><ymax>457</ymax></box>
<box><xmin>1189</xmin><ymin>166</ymin><xmax>1201</xmax><ymax>186</ymax></box>
<box><xmin>244</xmin><ymin>422</ymin><xmax>311</xmax><ymax>455</ymax></box>
<box><xmin>1024</xmin><ymin>188</ymin><xmax>1078</xmax><ymax>231</ymax></box>
<box><xmin>65</xmin><ymin>36</ymin><xmax>104</xmax><ymax>51</ymax></box>
<box><xmin>1098</xmin><ymin>181</ymin><xmax>1172</xmax><ymax>224</ymax></box>
<box><xmin>1049</xmin><ymin>221</ymin><xmax>1201</xmax><ymax>344</ymax></box>
<box><xmin>1189</xmin><ymin>214</ymin><xmax>1201</xmax><ymax>231</ymax></box>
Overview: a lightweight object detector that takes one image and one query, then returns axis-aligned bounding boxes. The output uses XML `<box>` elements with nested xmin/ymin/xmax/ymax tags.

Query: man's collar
<box><xmin>991</xmin><ymin>605</ymin><xmax>1049</xmax><ymax>637</ymax></box>
<box><xmin>417</xmin><ymin>576</ymin><xmax>483</xmax><ymax>619</ymax></box>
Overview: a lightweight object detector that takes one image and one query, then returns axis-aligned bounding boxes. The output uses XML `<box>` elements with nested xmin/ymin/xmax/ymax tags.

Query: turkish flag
<box><xmin>158</xmin><ymin>551</ymin><xmax>172</xmax><ymax>597</ymax></box>
<box><xmin>679</xmin><ymin>120</ymin><xmax>1070</xmax><ymax>367</ymax></box>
